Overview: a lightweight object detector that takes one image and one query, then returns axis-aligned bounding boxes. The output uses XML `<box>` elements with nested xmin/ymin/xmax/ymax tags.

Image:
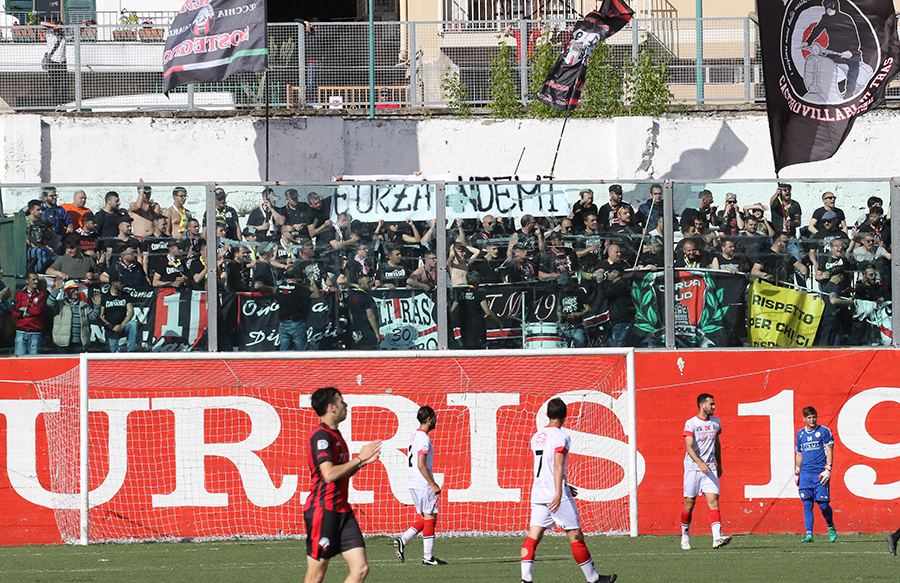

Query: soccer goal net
<box><xmin>34</xmin><ymin>349</ymin><xmax>637</xmax><ymax>544</ymax></box>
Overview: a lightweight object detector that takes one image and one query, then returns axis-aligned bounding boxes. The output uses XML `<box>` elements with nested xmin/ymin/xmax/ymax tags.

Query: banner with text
<box><xmin>747</xmin><ymin>280</ymin><xmax>824</xmax><ymax>346</ymax></box>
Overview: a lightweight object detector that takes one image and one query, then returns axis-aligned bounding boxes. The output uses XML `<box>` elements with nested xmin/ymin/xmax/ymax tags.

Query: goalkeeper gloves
<box><xmin>819</xmin><ymin>464</ymin><xmax>832</xmax><ymax>485</ymax></box>
<box><xmin>794</xmin><ymin>466</ymin><xmax>800</xmax><ymax>485</ymax></box>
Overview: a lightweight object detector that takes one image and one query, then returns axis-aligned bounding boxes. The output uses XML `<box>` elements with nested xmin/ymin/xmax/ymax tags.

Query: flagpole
<box><xmin>264</xmin><ymin>0</ymin><xmax>270</xmax><ymax>182</ymax></box>
<box><xmin>549</xmin><ymin>96</ymin><xmax>573</xmax><ymax>177</ymax></box>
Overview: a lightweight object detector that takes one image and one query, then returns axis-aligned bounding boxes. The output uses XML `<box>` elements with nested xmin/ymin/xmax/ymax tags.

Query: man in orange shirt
<box><xmin>61</xmin><ymin>190</ymin><xmax>92</xmax><ymax>230</ymax></box>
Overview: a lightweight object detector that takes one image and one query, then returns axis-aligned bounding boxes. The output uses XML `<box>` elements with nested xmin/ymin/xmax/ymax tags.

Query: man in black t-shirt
<box><xmin>98</xmin><ymin>272</ymin><xmax>138</xmax><ymax>352</ymax></box>
<box><xmin>752</xmin><ymin>233</ymin><xmax>808</xmax><ymax>285</ymax></box>
<box><xmin>348</xmin><ymin>274</ymin><xmax>380</xmax><ymax>349</ymax></box>
<box><xmin>203</xmin><ymin>188</ymin><xmax>242</xmax><ymax>241</ymax></box>
<box><xmin>376</xmin><ymin>246</ymin><xmax>410</xmax><ymax>290</ymax></box>
<box><xmin>450</xmin><ymin>271</ymin><xmax>503</xmax><ymax>349</ymax></box>
<box><xmin>276</xmin><ymin>263</ymin><xmax>320</xmax><ymax>351</ymax></box>
<box><xmin>557</xmin><ymin>274</ymin><xmax>590</xmax><ymax>348</ymax></box>
<box><xmin>104</xmin><ymin>245</ymin><xmax>150</xmax><ymax>289</ymax></box>
<box><xmin>151</xmin><ymin>239</ymin><xmax>190</xmax><ymax>289</ymax></box>
<box><xmin>597</xmin><ymin>184</ymin><xmax>628</xmax><ymax>231</ymax></box>
<box><xmin>470</xmin><ymin>241</ymin><xmax>505</xmax><ymax>285</ymax></box>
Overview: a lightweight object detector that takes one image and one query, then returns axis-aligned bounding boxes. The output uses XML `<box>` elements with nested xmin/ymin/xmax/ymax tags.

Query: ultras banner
<box><xmin>629</xmin><ymin>270</ymin><xmax>748</xmax><ymax>347</ymax></box>
<box><xmin>747</xmin><ymin>280</ymin><xmax>824</xmax><ymax>347</ymax></box>
<box><xmin>163</xmin><ymin>0</ymin><xmax>268</xmax><ymax>94</ymax></box>
<box><xmin>534</xmin><ymin>0</ymin><xmax>634</xmax><ymax>110</ymax></box>
<box><xmin>757</xmin><ymin>0</ymin><xmax>900</xmax><ymax>171</ymax></box>
<box><xmin>90</xmin><ymin>288</ymin><xmax>207</xmax><ymax>351</ymax></box>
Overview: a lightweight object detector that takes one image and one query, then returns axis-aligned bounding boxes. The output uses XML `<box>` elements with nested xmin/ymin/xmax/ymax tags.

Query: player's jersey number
<box><xmin>534</xmin><ymin>449</ymin><xmax>543</xmax><ymax>478</ymax></box>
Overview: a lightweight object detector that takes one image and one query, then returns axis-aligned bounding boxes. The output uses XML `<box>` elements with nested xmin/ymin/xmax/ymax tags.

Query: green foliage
<box><xmin>577</xmin><ymin>42</ymin><xmax>626</xmax><ymax>118</ymax></box>
<box><xmin>118</xmin><ymin>10</ymin><xmax>139</xmax><ymax>25</ymax></box>
<box><xmin>626</xmin><ymin>41</ymin><xmax>674</xmax><ymax>117</ymax></box>
<box><xmin>489</xmin><ymin>37</ymin><xmax>522</xmax><ymax>118</ymax></box>
<box><xmin>527</xmin><ymin>32</ymin><xmax>565</xmax><ymax>118</ymax></box>
<box><xmin>26</xmin><ymin>11</ymin><xmax>39</xmax><ymax>25</ymax></box>
<box><xmin>441</xmin><ymin>69</ymin><xmax>473</xmax><ymax>118</ymax></box>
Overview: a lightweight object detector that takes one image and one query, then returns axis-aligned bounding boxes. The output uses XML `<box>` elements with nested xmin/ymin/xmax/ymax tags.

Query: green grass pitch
<box><xmin>0</xmin><ymin>533</ymin><xmax>895</xmax><ymax>583</ymax></box>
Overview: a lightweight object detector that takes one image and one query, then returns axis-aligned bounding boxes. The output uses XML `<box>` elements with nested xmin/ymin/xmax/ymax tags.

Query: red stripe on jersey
<box><xmin>682</xmin><ymin>430</ymin><xmax>694</xmax><ymax>436</ymax></box>
<box><xmin>309</xmin><ymin>506</ymin><xmax>324</xmax><ymax>558</ymax></box>
<box><xmin>304</xmin><ymin>423</ymin><xmax>352</xmax><ymax>513</ymax></box>
<box><xmin>417</xmin><ymin>449</ymin><xmax>429</xmax><ymax>456</ymax></box>
<box><xmin>554</xmin><ymin>446</ymin><xmax>568</xmax><ymax>456</ymax></box>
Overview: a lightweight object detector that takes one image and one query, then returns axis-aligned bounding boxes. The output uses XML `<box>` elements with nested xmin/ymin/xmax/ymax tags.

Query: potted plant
<box><xmin>138</xmin><ymin>19</ymin><xmax>165</xmax><ymax>41</ymax></box>
<box><xmin>12</xmin><ymin>12</ymin><xmax>40</xmax><ymax>41</ymax></box>
<box><xmin>113</xmin><ymin>10</ymin><xmax>139</xmax><ymax>41</ymax></box>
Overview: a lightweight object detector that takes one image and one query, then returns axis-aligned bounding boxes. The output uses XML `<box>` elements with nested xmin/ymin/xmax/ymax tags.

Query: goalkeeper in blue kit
<box><xmin>794</xmin><ymin>406</ymin><xmax>837</xmax><ymax>543</ymax></box>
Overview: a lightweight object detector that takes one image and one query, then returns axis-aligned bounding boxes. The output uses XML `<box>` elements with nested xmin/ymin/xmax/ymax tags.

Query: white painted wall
<box><xmin>0</xmin><ymin>109</ymin><xmax>897</xmax><ymax>220</ymax></box>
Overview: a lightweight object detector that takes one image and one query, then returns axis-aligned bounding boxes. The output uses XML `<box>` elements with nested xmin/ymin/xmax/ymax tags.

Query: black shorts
<box><xmin>304</xmin><ymin>507</ymin><xmax>365</xmax><ymax>560</ymax></box>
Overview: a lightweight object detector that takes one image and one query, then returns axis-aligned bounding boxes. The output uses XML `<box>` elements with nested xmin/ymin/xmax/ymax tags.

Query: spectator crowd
<box><xmin>4</xmin><ymin>181</ymin><xmax>892</xmax><ymax>354</ymax></box>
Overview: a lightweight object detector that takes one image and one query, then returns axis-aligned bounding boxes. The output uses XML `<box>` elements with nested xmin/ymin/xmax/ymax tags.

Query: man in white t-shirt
<box><xmin>394</xmin><ymin>406</ymin><xmax>447</xmax><ymax>566</ymax></box>
<box><xmin>681</xmin><ymin>393</ymin><xmax>732</xmax><ymax>551</ymax></box>
<box><xmin>520</xmin><ymin>398</ymin><xmax>617</xmax><ymax>583</ymax></box>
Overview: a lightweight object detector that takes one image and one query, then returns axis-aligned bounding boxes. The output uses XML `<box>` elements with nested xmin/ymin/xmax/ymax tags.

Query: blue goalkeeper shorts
<box><xmin>798</xmin><ymin>472</ymin><xmax>831</xmax><ymax>503</ymax></box>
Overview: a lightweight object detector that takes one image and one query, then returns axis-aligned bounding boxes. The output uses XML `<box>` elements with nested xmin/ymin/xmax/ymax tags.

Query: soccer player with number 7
<box><xmin>519</xmin><ymin>398</ymin><xmax>617</xmax><ymax>583</ymax></box>
<box><xmin>794</xmin><ymin>406</ymin><xmax>837</xmax><ymax>543</ymax></box>
<box><xmin>393</xmin><ymin>406</ymin><xmax>447</xmax><ymax>566</ymax></box>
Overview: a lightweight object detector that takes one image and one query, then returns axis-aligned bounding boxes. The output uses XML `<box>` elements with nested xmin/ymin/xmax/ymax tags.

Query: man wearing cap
<box><xmin>276</xmin><ymin>188</ymin><xmax>308</xmax><ymax>236</ymax></box>
<box><xmin>102</xmin><ymin>245</ymin><xmax>149</xmax><ymax>289</ymax></box>
<box><xmin>129</xmin><ymin>183</ymin><xmax>162</xmax><ymax>237</ymax></box>
<box><xmin>597</xmin><ymin>185</ymin><xmax>628</xmax><ymax>231</ymax></box>
<box><xmin>716</xmin><ymin>193</ymin><xmax>742</xmax><ymax>236</ymax></box>
<box><xmin>48</xmin><ymin>278</ymin><xmax>96</xmax><ymax>353</ymax></box>
<box><xmin>680</xmin><ymin>189</ymin><xmax>720</xmax><ymax>230</ymax></box>
<box><xmin>75</xmin><ymin>212</ymin><xmax>99</xmax><ymax>257</ymax></box>
<box><xmin>98</xmin><ymin>272</ymin><xmax>139</xmax><ymax>353</ymax></box>
<box><xmin>151</xmin><ymin>239</ymin><xmax>190</xmax><ymax>289</ymax></box>
<box><xmin>46</xmin><ymin>235</ymin><xmax>99</xmax><ymax>282</ymax></box>
<box><xmin>61</xmin><ymin>190</ymin><xmax>92</xmax><ymax>231</ymax></box>
<box><xmin>769</xmin><ymin>183</ymin><xmax>803</xmax><ymax>260</ymax></box>
<box><xmin>809</xmin><ymin>192</ymin><xmax>847</xmax><ymax>235</ymax></box>
<box><xmin>203</xmin><ymin>188</ymin><xmax>241</xmax><ymax>241</ymax></box>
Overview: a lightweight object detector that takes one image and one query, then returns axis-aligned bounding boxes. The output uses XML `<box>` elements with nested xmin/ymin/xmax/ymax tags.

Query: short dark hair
<box><xmin>697</xmin><ymin>393</ymin><xmax>714</xmax><ymax>408</ymax></box>
<box><xmin>105</xmin><ymin>191</ymin><xmax>119</xmax><ymax>202</ymax></box>
<box><xmin>720</xmin><ymin>236</ymin><xmax>734</xmax><ymax>245</ymax></box>
<box><xmin>466</xmin><ymin>271</ymin><xmax>481</xmax><ymax>286</ymax></box>
<box><xmin>173</xmin><ymin>186</ymin><xmax>188</xmax><ymax>196</ymax></box>
<box><xmin>27</xmin><ymin>199</ymin><xmax>42</xmax><ymax>211</ymax></box>
<box><xmin>802</xmin><ymin>406</ymin><xmax>817</xmax><ymax>417</ymax></box>
<box><xmin>417</xmin><ymin>405</ymin><xmax>436</xmax><ymax>424</ymax></box>
<box><xmin>308</xmin><ymin>191</ymin><xmax>321</xmax><ymax>203</ymax></box>
<box><xmin>547</xmin><ymin>397</ymin><xmax>567</xmax><ymax>421</ymax></box>
<box><xmin>41</xmin><ymin>186</ymin><xmax>57</xmax><ymax>197</ymax></box>
<box><xmin>64</xmin><ymin>235</ymin><xmax>81</xmax><ymax>249</ymax></box>
<box><xmin>650</xmin><ymin>183</ymin><xmax>663</xmax><ymax>192</ymax></box>
<box><xmin>311</xmin><ymin>387</ymin><xmax>342</xmax><ymax>416</ymax></box>
<box><xmin>867</xmin><ymin>196</ymin><xmax>883</xmax><ymax>208</ymax></box>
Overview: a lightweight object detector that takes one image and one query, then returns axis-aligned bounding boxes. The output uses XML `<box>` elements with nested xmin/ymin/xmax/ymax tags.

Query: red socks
<box><xmin>681</xmin><ymin>509</ymin><xmax>692</xmax><ymax>526</ymax></box>
<box><xmin>412</xmin><ymin>517</ymin><xmax>425</xmax><ymax>532</ymax></box>
<box><xmin>521</xmin><ymin>536</ymin><xmax>538</xmax><ymax>561</ymax></box>
<box><xmin>570</xmin><ymin>540</ymin><xmax>592</xmax><ymax>564</ymax></box>
<box><xmin>423</xmin><ymin>518</ymin><xmax>436</xmax><ymax>538</ymax></box>
<box><xmin>709</xmin><ymin>509</ymin><xmax>721</xmax><ymax>524</ymax></box>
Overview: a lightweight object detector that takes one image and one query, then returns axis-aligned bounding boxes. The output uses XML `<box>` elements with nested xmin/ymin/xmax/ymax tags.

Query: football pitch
<box><xmin>0</xmin><ymin>533</ymin><xmax>896</xmax><ymax>583</ymax></box>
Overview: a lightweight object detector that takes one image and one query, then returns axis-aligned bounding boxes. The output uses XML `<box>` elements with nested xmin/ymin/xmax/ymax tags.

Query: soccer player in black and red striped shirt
<box><xmin>304</xmin><ymin>387</ymin><xmax>382</xmax><ymax>583</ymax></box>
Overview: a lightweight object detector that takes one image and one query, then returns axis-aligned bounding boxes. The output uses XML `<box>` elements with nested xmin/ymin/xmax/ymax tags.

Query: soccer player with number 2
<box><xmin>394</xmin><ymin>405</ymin><xmax>447</xmax><ymax>566</ymax></box>
<box><xmin>520</xmin><ymin>398</ymin><xmax>617</xmax><ymax>583</ymax></box>
<box><xmin>794</xmin><ymin>406</ymin><xmax>837</xmax><ymax>543</ymax></box>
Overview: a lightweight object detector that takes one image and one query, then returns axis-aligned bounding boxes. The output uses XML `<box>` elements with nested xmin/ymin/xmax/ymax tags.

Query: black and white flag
<box><xmin>163</xmin><ymin>0</ymin><xmax>268</xmax><ymax>94</ymax></box>
<box><xmin>758</xmin><ymin>0</ymin><xmax>900</xmax><ymax>172</ymax></box>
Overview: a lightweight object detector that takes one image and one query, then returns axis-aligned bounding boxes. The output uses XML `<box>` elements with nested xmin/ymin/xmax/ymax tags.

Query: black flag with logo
<box><xmin>163</xmin><ymin>0</ymin><xmax>268</xmax><ymax>94</ymax></box>
<box><xmin>535</xmin><ymin>0</ymin><xmax>634</xmax><ymax>111</ymax></box>
<box><xmin>758</xmin><ymin>0</ymin><xmax>900</xmax><ymax>172</ymax></box>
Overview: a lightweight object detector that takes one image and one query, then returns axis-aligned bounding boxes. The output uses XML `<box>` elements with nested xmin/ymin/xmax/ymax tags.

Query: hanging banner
<box><xmin>630</xmin><ymin>270</ymin><xmax>748</xmax><ymax>347</ymax></box>
<box><xmin>535</xmin><ymin>0</ymin><xmax>634</xmax><ymax>110</ymax></box>
<box><xmin>747</xmin><ymin>279</ymin><xmax>825</xmax><ymax>346</ymax></box>
<box><xmin>757</xmin><ymin>0</ymin><xmax>900</xmax><ymax>171</ymax></box>
<box><xmin>163</xmin><ymin>0</ymin><xmax>268</xmax><ymax>94</ymax></box>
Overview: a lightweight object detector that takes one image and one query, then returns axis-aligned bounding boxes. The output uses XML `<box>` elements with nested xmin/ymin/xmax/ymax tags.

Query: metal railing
<box><xmin>1</xmin><ymin>178</ymin><xmax>897</xmax><ymax>354</ymax></box>
<box><xmin>0</xmin><ymin>17</ymin><xmax>894</xmax><ymax>112</ymax></box>
<box><xmin>3</xmin><ymin>10</ymin><xmax>177</xmax><ymax>27</ymax></box>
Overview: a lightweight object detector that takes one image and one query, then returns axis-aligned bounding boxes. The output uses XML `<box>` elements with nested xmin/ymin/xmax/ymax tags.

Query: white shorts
<box><xmin>683</xmin><ymin>469</ymin><xmax>721</xmax><ymax>498</ymax></box>
<box><xmin>529</xmin><ymin>497</ymin><xmax>581</xmax><ymax>531</ymax></box>
<box><xmin>410</xmin><ymin>488</ymin><xmax>439</xmax><ymax>515</ymax></box>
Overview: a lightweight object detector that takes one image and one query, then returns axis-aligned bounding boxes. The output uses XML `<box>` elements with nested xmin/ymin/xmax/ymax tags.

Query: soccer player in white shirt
<box><xmin>681</xmin><ymin>393</ymin><xmax>732</xmax><ymax>550</ymax></box>
<box><xmin>393</xmin><ymin>406</ymin><xmax>447</xmax><ymax>566</ymax></box>
<box><xmin>520</xmin><ymin>398</ymin><xmax>617</xmax><ymax>583</ymax></box>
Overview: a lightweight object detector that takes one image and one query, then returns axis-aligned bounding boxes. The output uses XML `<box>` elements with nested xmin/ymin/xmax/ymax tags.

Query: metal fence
<box><xmin>0</xmin><ymin>18</ymin><xmax>895</xmax><ymax>112</ymax></box>
<box><xmin>1</xmin><ymin>178</ymin><xmax>898</xmax><ymax>354</ymax></box>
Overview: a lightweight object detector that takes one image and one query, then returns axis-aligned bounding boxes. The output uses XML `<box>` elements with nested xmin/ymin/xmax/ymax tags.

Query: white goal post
<box><xmin>32</xmin><ymin>348</ymin><xmax>638</xmax><ymax>545</ymax></box>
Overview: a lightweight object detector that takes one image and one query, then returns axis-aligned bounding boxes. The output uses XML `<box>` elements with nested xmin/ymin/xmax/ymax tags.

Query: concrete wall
<box><xmin>0</xmin><ymin>107</ymin><xmax>898</xmax><ymax>218</ymax></box>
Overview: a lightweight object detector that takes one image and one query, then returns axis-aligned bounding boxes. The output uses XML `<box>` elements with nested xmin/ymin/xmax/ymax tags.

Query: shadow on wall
<box><xmin>251</xmin><ymin>117</ymin><xmax>422</xmax><ymax>181</ymax></box>
<box><xmin>660</xmin><ymin>121</ymin><xmax>750</xmax><ymax>181</ymax></box>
